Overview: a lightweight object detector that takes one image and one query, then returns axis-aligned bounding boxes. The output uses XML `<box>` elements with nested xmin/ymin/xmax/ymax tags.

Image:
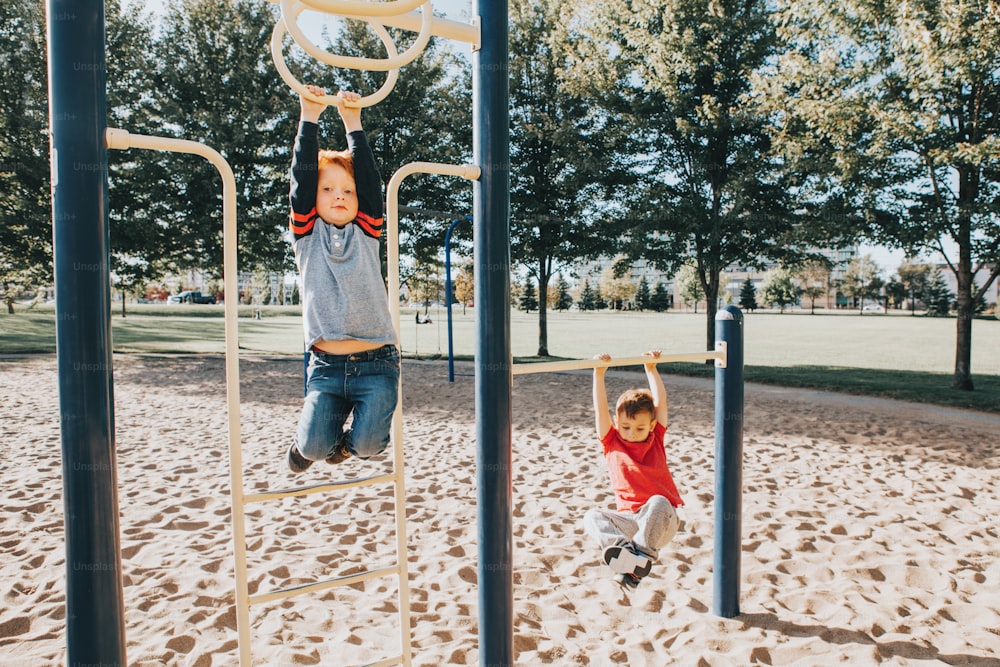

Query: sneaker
<box><xmin>603</xmin><ymin>540</ymin><xmax>652</xmax><ymax>579</ymax></box>
<box><xmin>287</xmin><ymin>442</ymin><xmax>313</xmax><ymax>473</ymax></box>
<box><xmin>325</xmin><ymin>438</ymin><xmax>352</xmax><ymax>465</ymax></box>
<box><xmin>616</xmin><ymin>572</ymin><xmax>641</xmax><ymax>590</ymax></box>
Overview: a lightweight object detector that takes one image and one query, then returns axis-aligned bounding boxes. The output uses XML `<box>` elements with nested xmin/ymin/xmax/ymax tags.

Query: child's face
<box><xmin>616</xmin><ymin>410</ymin><xmax>654</xmax><ymax>443</ymax></box>
<box><xmin>317</xmin><ymin>164</ymin><xmax>358</xmax><ymax>226</ymax></box>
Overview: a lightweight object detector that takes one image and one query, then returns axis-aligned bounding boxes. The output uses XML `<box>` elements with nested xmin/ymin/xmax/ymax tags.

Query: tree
<box><xmin>554</xmin><ymin>274</ymin><xmax>574</xmax><ymax>311</ymax></box>
<box><xmin>650</xmin><ymin>282</ymin><xmax>672</xmax><ymax>312</ymax></box>
<box><xmin>578</xmin><ymin>279</ymin><xmax>598</xmax><ymax>311</ymax></box>
<box><xmin>761</xmin><ymin>267</ymin><xmax>802</xmax><ymax>313</ymax></box>
<box><xmin>883</xmin><ymin>278</ymin><xmax>906</xmax><ymax>311</ymax></box>
<box><xmin>796</xmin><ymin>260</ymin><xmax>831</xmax><ymax>314</ymax></box>
<box><xmin>519</xmin><ymin>278</ymin><xmax>538</xmax><ymax>313</ymax></box>
<box><xmin>408</xmin><ymin>260</ymin><xmax>441</xmax><ymax>315</ymax></box>
<box><xmin>738</xmin><ymin>277</ymin><xmax>758</xmax><ymax>313</ymax></box>
<box><xmin>971</xmin><ymin>281</ymin><xmax>989</xmax><ymax>316</ymax></box>
<box><xmin>676</xmin><ymin>264</ymin><xmax>704</xmax><ymax>313</ymax></box>
<box><xmin>635</xmin><ymin>276</ymin><xmax>651</xmax><ymax>311</ymax></box>
<box><xmin>576</xmin><ymin>0</ymin><xmax>806</xmax><ymax>350</ymax></box>
<box><xmin>508</xmin><ymin>0</ymin><xmax>623</xmax><ymax>355</ymax></box>
<box><xmin>839</xmin><ymin>255</ymin><xmax>882</xmax><ymax>314</ymax></box>
<box><xmin>766</xmin><ymin>0</ymin><xmax>1000</xmax><ymax>389</ymax></box>
<box><xmin>598</xmin><ymin>262</ymin><xmax>637</xmax><ymax>311</ymax></box>
<box><xmin>896</xmin><ymin>259</ymin><xmax>931</xmax><ymax>315</ymax></box>
<box><xmin>594</xmin><ymin>289</ymin><xmax>608</xmax><ymax>311</ymax></box>
<box><xmin>453</xmin><ymin>264</ymin><xmax>474</xmax><ymax>315</ymax></box>
<box><xmin>921</xmin><ymin>268</ymin><xmax>953</xmax><ymax>317</ymax></box>
<box><xmin>0</xmin><ymin>0</ymin><xmax>51</xmax><ymax>310</ymax></box>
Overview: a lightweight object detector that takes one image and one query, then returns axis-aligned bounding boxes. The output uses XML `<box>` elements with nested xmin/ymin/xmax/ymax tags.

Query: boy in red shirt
<box><xmin>584</xmin><ymin>351</ymin><xmax>683</xmax><ymax>589</ymax></box>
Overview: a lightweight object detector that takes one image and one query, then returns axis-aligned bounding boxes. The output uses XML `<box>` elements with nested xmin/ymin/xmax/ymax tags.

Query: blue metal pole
<box><xmin>444</xmin><ymin>216</ymin><xmax>468</xmax><ymax>383</ymax></box>
<box><xmin>713</xmin><ymin>305</ymin><xmax>744</xmax><ymax>618</ymax></box>
<box><xmin>473</xmin><ymin>0</ymin><xmax>512</xmax><ymax>663</ymax></box>
<box><xmin>47</xmin><ymin>0</ymin><xmax>127</xmax><ymax>663</ymax></box>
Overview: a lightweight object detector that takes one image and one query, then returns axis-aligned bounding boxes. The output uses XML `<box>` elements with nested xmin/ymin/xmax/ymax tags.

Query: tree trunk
<box><xmin>121</xmin><ymin>290</ymin><xmax>127</xmax><ymax>318</ymax></box>
<box><xmin>951</xmin><ymin>223</ymin><xmax>975</xmax><ymax>391</ymax></box>
<box><xmin>953</xmin><ymin>307</ymin><xmax>974</xmax><ymax>391</ymax></box>
<box><xmin>703</xmin><ymin>283</ymin><xmax>719</xmax><ymax>352</ymax></box>
<box><xmin>951</xmin><ymin>168</ymin><xmax>977</xmax><ymax>391</ymax></box>
<box><xmin>536</xmin><ymin>265</ymin><xmax>550</xmax><ymax>357</ymax></box>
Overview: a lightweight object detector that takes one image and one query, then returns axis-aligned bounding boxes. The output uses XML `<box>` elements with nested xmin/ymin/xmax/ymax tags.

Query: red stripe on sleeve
<box><xmin>355</xmin><ymin>212</ymin><xmax>384</xmax><ymax>238</ymax></box>
<box><xmin>290</xmin><ymin>208</ymin><xmax>318</xmax><ymax>237</ymax></box>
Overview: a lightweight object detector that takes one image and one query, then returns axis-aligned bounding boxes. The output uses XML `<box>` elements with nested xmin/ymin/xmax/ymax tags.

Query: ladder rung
<box><xmin>244</xmin><ymin>472</ymin><xmax>397</xmax><ymax>504</ymax></box>
<box><xmin>361</xmin><ymin>656</ymin><xmax>404</xmax><ymax>667</ymax></box>
<box><xmin>249</xmin><ymin>565</ymin><xmax>399</xmax><ymax>606</ymax></box>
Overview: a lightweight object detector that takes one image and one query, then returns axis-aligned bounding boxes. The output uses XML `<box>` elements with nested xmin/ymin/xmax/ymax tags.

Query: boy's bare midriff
<box><xmin>313</xmin><ymin>339</ymin><xmax>386</xmax><ymax>355</ymax></box>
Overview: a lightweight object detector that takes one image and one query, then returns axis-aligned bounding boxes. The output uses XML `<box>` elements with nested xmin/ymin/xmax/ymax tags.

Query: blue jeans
<box><xmin>295</xmin><ymin>345</ymin><xmax>400</xmax><ymax>461</ymax></box>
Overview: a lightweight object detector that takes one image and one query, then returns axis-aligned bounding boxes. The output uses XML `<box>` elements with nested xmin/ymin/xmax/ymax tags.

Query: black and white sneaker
<box><xmin>603</xmin><ymin>540</ymin><xmax>652</xmax><ymax>579</ymax></box>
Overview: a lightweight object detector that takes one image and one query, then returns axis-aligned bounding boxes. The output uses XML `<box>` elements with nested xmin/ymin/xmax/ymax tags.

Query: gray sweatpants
<box><xmin>583</xmin><ymin>495</ymin><xmax>679</xmax><ymax>559</ymax></box>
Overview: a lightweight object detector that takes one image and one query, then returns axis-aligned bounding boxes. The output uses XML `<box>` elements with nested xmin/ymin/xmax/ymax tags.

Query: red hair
<box><xmin>318</xmin><ymin>149</ymin><xmax>354</xmax><ymax>178</ymax></box>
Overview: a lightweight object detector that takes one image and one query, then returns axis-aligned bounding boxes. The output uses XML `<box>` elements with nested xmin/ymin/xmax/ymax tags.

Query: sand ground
<box><xmin>1</xmin><ymin>354</ymin><xmax>999</xmax><ymax>666</ymax></box>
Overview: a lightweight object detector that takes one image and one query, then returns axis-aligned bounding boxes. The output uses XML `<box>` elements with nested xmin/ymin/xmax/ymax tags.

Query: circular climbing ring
<box><xmin>280</xmin><ymin>0</ymin><xmax>433</xmax><ymax>72</ymax></box>
<box><xmin>271</xmin><ymin>2</ymin><xmax>403</xmax><ymax>107</ymax></box>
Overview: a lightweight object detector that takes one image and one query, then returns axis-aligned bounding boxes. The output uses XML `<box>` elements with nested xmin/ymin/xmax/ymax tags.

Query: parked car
<box><xmin>168</xmin><ymin>290</ymin><xmax>216</xmax><ymax>304</ymax></box>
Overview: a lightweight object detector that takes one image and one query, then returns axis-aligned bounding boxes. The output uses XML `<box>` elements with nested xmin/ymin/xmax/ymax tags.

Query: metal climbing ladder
<box><xmin>226</xmin><ymin>396</ymin><xmax>413</xmax><ymax>667</ymax></box>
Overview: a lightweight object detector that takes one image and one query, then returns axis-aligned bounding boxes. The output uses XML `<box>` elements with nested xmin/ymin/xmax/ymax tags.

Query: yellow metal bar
<box><xmin>249</xmin><ymin>565</ymin><xmax>399</xmax><ymax>606</ymax></box>
<box><xmin>244</xmin><ymin>472</ymin><xmax>396</xmax><ymax>504</ymax></box>
<box><xmin>105</xmin><ymin>128</ymin><xmax>253</xmax><ymax>667</ymax></box>
<box><xmin>511</xmin><ymin>350</ymin><xmax>726</xmax><ymax>376</ymax></box>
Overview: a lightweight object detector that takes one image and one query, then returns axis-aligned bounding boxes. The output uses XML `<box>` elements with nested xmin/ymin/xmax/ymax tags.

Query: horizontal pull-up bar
<box><xmin>511</xmin><ymin>346</ymin><xmax>727</xmax><ymax>376</ymax></box>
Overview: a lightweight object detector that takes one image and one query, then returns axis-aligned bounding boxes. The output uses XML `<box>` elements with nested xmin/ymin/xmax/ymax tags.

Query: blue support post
<box><xmin>473</xmin><ymin>0</ymin><xmax>512</xmax><ymax>663</ymax></box>
<box><xmin>444</xmin><ymin>216</ymin><xmax>469</xmax><ymax>382</ymax></box>
<box><xmin>47</xmin><ymin>0</ymin><xmax>127</xmax><ymax>663</ymax></box>
<box><xmin>713</xmin><ymin>305</ymin><xmax>744</xmax><ymax>618</ymax></box>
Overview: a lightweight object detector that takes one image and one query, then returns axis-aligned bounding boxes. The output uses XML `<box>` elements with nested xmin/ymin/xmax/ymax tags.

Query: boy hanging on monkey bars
<box><xmin>585</xmin><ymin>351</ymin><xmax>683</xmax><ymax>590</ymax></box>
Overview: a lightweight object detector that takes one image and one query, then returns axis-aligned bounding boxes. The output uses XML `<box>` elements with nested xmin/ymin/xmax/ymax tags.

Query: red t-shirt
<box><xmin>602</xmin><ymin>421</ymin><xmax>684</xmax><ymax>512</ymax></box>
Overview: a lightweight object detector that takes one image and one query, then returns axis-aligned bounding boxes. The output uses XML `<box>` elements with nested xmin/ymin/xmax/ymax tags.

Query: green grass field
<box><xmin>2</xmin><ymin>304</ymin><xmax>997</xmax><ymax>412</ymax></box>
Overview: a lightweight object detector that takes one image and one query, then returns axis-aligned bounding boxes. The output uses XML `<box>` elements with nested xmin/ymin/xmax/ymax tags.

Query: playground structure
<box><xmin>46</xmin><ymin>1</ymin><xmax>743</xmax><ymax>666</ymax></box>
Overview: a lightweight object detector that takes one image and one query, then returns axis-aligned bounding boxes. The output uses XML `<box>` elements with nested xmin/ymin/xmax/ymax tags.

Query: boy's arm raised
<box><xmin>300</xmin><ymin>84</ymin><xmax>327</xmax><ymax>124</ymax></box>
<box><xmin>644</xmin><ymin>350</ymin><xmax>669</xmax><ymax>428</ymax></box>
<box><xmin>593</xmin><ymin>354</ymin><xmax>612</xmax><ymax>440</ymax></box>
<box><xmin>289</xmin><ymin>85</ymin><xmax>328</xmax><ymax>239</ymax></box>
<box><xmin>336</xmin><ymin>90</ymin><xmax>383</xmax><ymax>233</ymax></box>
